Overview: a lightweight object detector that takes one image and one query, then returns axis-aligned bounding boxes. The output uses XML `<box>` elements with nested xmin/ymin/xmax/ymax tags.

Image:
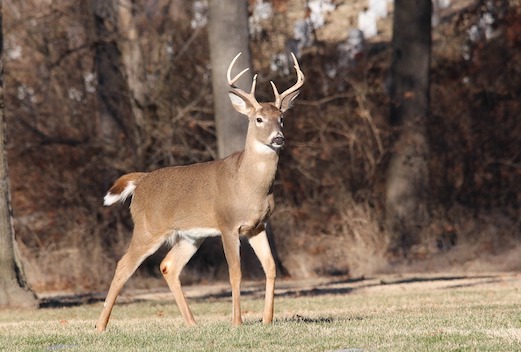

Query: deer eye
<box><xmin>279</xmin><ymin>117</ymin><xmax>284</xmax><ymax>127</ymax></box>
<box><xmin>256</xmin><ymin>117</ymin><xmax>263</xmax><ymax>123</ymax></box>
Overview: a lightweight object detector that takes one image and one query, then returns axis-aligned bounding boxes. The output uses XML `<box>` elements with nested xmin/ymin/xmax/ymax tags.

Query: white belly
<box><xmin>170</xmin><ymin>227</ymin><xmax>222</xmax><ymax>246</ymax></box>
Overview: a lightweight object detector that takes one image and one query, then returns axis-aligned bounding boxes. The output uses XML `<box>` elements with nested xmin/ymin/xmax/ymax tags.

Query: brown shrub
<box><xmin>4</xmin><ymin>0</ymin><xmax>521</xmax><ymax>292</ymax></box>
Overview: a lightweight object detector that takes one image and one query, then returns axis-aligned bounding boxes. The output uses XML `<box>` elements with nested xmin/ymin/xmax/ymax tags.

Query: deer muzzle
<box><xmin>271</xmin><ymin>135</ymin><xmax>285</xmax><ymax>148</ymax></box>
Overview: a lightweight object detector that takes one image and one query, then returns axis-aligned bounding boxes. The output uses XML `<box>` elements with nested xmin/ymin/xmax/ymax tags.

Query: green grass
<box><xmin>1</xmin><ymin>278</ymin><xmax>520</xmax><ymax>351</ymax></box>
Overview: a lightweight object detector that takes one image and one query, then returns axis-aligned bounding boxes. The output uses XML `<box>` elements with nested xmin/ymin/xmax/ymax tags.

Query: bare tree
<box><xmin>0</xmin><ymin>4</ymin><xmax>37</xmax><ymax>308</ymax></box>
<box><xmin>207</xmin><ymin>0</ymin><xmax>251</xmax><ymax>159</ymax></box>
<box><xmin>386</xmin><ymin>0</ymin><xmax>432</xmax><ymax>254</ymax></box>
<box><xmin>116</xmin><ymin>0</ymin><xmax>148</xmax><ymax>156</ymax></box>
<box><xmin>206</xmin><ymin>0</ymin><xmax>287</xmax><ymax>277</ymax></box>
<box><xmin>90</xmin><ymin>0</ymin><xmax>137</xmax><ymax>157</ymax></box>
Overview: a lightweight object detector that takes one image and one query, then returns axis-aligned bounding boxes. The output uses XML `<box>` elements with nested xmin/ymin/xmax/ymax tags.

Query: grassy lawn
<box><xmin>0</xmin><ymin>274</ymin><xmax>520</xmax><ymax>351</ymax></box>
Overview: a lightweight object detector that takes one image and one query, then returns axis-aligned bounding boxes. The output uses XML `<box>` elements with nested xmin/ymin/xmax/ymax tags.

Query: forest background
<box><xmin>3</xmin><ymin>0</ymin><xmax>520</xmax><ymax>294</ymax></box>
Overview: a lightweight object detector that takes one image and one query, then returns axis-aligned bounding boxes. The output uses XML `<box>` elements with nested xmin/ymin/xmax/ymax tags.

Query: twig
<box><xmin>297</xmin><ymin>93</ymin><xmax>355</xmax><ymax>107</ymax></box>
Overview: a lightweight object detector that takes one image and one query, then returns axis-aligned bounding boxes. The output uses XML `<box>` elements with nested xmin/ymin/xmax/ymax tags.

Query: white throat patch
<box><xmin>253</xmin><ymin>140</ymin><xmax>276</xmax><ymax>154</ymax></box>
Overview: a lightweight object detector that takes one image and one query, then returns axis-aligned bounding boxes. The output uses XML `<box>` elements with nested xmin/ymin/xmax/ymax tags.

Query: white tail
<box><xmin>103</xmin><ymin>172</ymin><xmax>146</xmax><ymax>206</ymax></box>
<box><xmin>95</xmin><ymin>53</ymin><xmax>304</xmax><ymax>332</ymax></box>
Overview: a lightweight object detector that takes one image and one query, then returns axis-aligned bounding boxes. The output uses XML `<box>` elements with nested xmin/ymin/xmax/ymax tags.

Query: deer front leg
<box><xmin>248</xmin><ymin>228</ymin><xmax>276</xmax><ymax>324</ymax></box>
<box><xmin>221</xmin><ymin>233</ymin><xmax>243</xmax><ymax>325</ymax></box>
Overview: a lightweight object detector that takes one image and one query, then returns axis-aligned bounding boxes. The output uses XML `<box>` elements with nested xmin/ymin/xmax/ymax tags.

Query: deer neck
<box><xmin>238</xmin><ymin>136</ymin><xmax>279</xmax><ymax>196</ymax></box>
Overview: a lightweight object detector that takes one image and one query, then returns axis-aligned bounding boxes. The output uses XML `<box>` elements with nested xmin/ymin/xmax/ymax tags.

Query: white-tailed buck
<box><xmin>95</xmin><ymin>53</ymin><xmax>304</xmax><ymax>332</ymax></box>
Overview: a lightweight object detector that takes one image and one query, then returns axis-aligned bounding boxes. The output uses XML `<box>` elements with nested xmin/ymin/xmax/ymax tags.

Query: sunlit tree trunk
<box><xmin>386</xmin><ymin>0</ymin><xmax>432</xmax><ymax>255</ymax></box>
<box><xmin>117</xmin><ymin>0</ymin><xmax>147</xmax><ymax>155</ymax></box>
<box><xmin>208</xmin><ymin>0</ymin><xmax>250</xmax><ymax>159</ymax></box>
<box><xmin>0</xmin><ymin>4</ymin><xmax>38</xmax><ymax>307</ymax></box>
<box><xmin>207</xmin><ymin>0</ymin><xmax>287</xmax><ymax>276</ymax></box>
<box><xmin>90</xmin><ymin>0</ymin><xmax>137</xmax><ymax>159</ymax></box>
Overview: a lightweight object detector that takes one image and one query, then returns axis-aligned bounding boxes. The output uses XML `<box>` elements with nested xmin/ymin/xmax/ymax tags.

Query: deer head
<box><xmin>227</xmin><ymin>52</ymin><xmax>305</xmax><ymax>153</ymax></box>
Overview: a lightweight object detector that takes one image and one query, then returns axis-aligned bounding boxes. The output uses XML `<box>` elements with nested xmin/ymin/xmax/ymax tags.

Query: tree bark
<box><xmin>207</xmin><ymin>0</ymin><xmax>250</xmax><ymax>159</ymax></box>
<box><xmin>206</xmin><ymin>0</ymin><xmax>253</xmax><ymax>277</ymax></box>
<box><xmin>90</xmin><ymin>0</ymin><xmax>137</xmax><ymax>156</ymax></box>
<box><xmin>386</xmin><ymin>0</ymin><xmax>432</xmax><ymax>254</ymax></box>
<box><xmin>206</xmin><ymin>1</ymin><xmax>287</xmax><ymax>276</ymax></box>
<box><xmin>0</xmin><ymin>4</ymin><xmax>38</xmax><ymax>307</ymax></box>
<box><xmin>117</xmin><ymin>0</ymin><xmax>147</xmax><ymax>155</ymax></box>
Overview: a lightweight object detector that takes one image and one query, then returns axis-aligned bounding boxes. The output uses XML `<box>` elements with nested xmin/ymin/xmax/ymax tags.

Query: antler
<box><xmin>270</xmin><ymin>53</ymin><xmax>305</xmax><ymax>109</ymax></box>
<box><xmin>227</xmin><ymin>53</ymin><xmax>262</xmax><ymax>110</ymax></box>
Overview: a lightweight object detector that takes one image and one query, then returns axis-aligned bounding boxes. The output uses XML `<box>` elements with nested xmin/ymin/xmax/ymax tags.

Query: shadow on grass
<box><xmin>241</xmin><ymin>314</ymin><xmax>364</xmax><ymax>325</ymax></box>
<box><xmin>38</xmin><ymin>274</ymin><xmax>501</xmax><ymax>308</ymax></box>
<box><xmin>39</xmin><ymin>292</ymin><xmax>105</xmax><ymax>308</ymax></box>
<box><xmin>275</xmin><ymin>314</ymin><xmax>365</xmax><ymax>324</ymax></box>
<box><xmin>276</xmin><ymin>286</ymin><xmax>355</xmax><ymax>298</ymax></box>
<box><xmin>281</xmin><ymin>314</ymin><xmax>335</xmax><ymax>324</ymax></box>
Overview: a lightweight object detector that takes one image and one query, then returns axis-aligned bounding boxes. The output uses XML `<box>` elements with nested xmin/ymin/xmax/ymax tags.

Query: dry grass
<box><xmin>1</xmin><ymin>273</ymin><xmax>520</xmax><ymax>351</ymax></box>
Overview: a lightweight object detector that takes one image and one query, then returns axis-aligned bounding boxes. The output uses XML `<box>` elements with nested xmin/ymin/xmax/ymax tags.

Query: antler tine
<box><xmin>271</xmin><ymin>52</ymin><xmax>305</xmax><ymax>109</ymax></box>
<box><xmin>250</xmin><ymin>74</ymin><xmax>258</xmax><ymax>96</ymax></box>
<box><xmin>227</xmin><ymin>54</ymin><xmax>249</xmax><ymax>86</ymax></box>
<box><xmin>227</xmin><ymin>52</ymin><xmax>262</xmax><ymax>110</ymax></box>
<box><xmin>270</xmin><ymin>81</ymin><xmax>281</xmax><ymax>108</ymax></box>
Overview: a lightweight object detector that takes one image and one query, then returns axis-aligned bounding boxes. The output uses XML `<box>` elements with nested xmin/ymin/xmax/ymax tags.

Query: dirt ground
<box><xmin>38</xmin><ymin>272</ymin><xmax>521</xmax><ymax>307</ymax></box>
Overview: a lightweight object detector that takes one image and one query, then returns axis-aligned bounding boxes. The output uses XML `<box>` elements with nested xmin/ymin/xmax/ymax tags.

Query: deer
<box><xmin>95</xmin><ymin>52</ymin><xmax>304</xmax><ymax>332</ymax></box>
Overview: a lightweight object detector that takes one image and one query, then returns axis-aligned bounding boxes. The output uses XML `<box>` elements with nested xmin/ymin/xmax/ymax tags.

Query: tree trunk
<box><xmin>117</xmin><ymin>0</ymin><xmax>147</xmax><ymax>156</ymax></box>
<box><xmin>386</xmin><ymin>0</ymin><xmax>432</xmax><ymax>255</ymax></box>
<box><xmin>206</xmin><ymin>0</ymin><xmax>253</xmax><ymax>278</ymax></box>
<box><xmin>90</xmin><ymin>0</ymin><xmax>137</xmax><ymax>157</ymax></box>
<box><xmin>206</xmin><ymin>1</ymin><xmax>287</xmax><ymax>277</ymax></box>
<box><xmin>207</xmin><ymin>0</ymin><xmax>250</xmax><ymax>159</ymax></box>
<box><xmin>0</xmin><ymin>4</ymin><xmax>38</xmax><ymax>307</ymax></box>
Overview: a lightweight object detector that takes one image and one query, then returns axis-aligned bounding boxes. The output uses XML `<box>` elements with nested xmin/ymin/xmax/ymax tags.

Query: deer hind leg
<box><xmin>248</xmin><ymin>228</ymin><xmax>276</xmax><ymax>324</ymax></box>
<box><xmin>96</xmin><ymin>227</ymin><xmax>163</xmax><ymax>332</ymax></box>
<box><xmin>160</xmin><ymin>238</ymin><xmax>201</xmax><ymax>326</ymax></box>
<box><xmin>222</xmin><ymin>232</ymin><xmax>243</xmax><ymax>325</ymax></box>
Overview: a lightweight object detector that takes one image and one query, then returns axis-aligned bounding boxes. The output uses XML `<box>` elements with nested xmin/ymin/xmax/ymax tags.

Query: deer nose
<box><xmin>272</xmin><ymin>135</ymin><xmax>285</xmax><ymax>147</ymax></box>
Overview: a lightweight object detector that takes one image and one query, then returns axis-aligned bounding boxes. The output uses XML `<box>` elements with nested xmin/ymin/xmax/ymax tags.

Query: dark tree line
<box><xmin>386</xmin><ymin>0</ymin><xmax>432</xmax><ymax>254</ymax></box>
<box><xmin>3</xmin><ymin>0</ymin><xmax>518</xmax><ymax>305</ymax></box>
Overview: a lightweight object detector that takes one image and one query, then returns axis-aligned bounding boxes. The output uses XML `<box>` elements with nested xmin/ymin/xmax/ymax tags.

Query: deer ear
<box><xmin>280</xmin><ymin>91</ymin><xmax>300</xmax><ymax>113</ymax></box>
<box><xmin>229</xmin><ymin>92</ymin><xmax>255</xmax><ymax>116</ymax></box>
